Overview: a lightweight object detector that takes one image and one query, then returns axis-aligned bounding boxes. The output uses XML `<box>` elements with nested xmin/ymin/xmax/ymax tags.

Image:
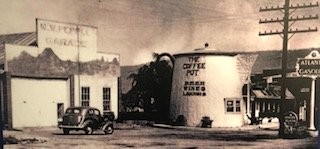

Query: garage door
<box><xmin>11</xmin><ymin>77</ymin><xmax>69</xmax><ymax>128</ymax></box>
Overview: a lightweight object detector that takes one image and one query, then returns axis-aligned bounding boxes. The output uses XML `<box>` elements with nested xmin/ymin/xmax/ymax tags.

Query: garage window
<box><xmin>81</xmin><ymin>87</ymin><xmax>90</xmax><ymax>106</ymax></box>
<box><xmin>225</xmin><ymin>98</ymin><xmax>241</xmax><ymax>113</ymax></box>
<box><xmin>103</xmin><ymin>87</ymin><xmax>111</xmax><ymax>112</ymax></box>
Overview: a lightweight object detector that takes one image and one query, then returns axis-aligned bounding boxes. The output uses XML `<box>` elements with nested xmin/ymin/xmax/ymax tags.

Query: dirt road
<box><xmin>3</xmin><ymin>124</ymin><xmax>317</xmax><ymax>149</ymax></box>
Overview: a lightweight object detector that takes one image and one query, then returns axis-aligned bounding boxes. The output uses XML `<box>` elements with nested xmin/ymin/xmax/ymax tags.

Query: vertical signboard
<box><xmin>182</xmin><ymin>56</ymin><xmax>206</xmax><ymax>97</ymax></box>
<box><xmin>37</xmin><ymin>19</ymin><xmax>97</xmax><ymax>62</ymax></box>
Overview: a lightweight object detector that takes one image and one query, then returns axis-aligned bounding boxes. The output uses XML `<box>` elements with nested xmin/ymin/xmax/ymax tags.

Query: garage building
<box><xmin>0</xmin><ymin>19</ymin><xmax>120</xmax><ymax>128</ymax></box>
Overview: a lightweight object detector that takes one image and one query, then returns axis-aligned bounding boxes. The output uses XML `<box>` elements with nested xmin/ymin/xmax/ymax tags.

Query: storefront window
<box><xmin>226</xmin><ymin>101</ymin><xmax>234</xmax><ymax>112</ymax></box>
<box><xmin>235</xmin><ymin>100</ymin><xmax>241</xmax><ymax>112</ymax></box>
<box><xmin>225</xmin><ymin>98</ymin><xmax>241</xmax><ymax>113</ymax></box>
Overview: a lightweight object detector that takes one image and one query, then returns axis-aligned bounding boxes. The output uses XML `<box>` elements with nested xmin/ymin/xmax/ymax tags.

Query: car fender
<box><xmin>102</xmin><ymin>122</ymin><xmax>113</xmax><ymax>131</ymax></box>
<box><xmin>81</xmin><ymin>120</ymin><xmax>93</xmax><ymax>128</ymax></box>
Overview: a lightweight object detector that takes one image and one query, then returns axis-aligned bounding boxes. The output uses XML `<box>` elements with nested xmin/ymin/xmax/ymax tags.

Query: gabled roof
<box><xmin>250</xmin><ymin>48</ymin><xmax>319</xmax><ymax>74</ymax></box>
<box><xmin>0</xmin><ymin>32</ymin><xmax>36</xmax><ymax>46</ymax></box>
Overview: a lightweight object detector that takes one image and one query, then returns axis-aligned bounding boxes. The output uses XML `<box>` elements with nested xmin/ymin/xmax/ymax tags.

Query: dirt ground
<box><xmin>3</xmin><ymin>124</ymin><xmax>317</xmax><ymax>149</ymax></box>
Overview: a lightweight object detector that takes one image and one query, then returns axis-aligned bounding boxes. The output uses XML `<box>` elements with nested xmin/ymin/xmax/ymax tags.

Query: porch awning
<box><xmin>252</xmin><ymin>88</ymin><xmax>294</xmax><ymax>100</ymax></box>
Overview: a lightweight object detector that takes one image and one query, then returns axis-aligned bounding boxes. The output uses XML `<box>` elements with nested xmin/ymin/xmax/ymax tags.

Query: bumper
<box><xmin>58</xmin><ymin>125</ymin><xmax>84</xmax><ymax>130</ymax></box>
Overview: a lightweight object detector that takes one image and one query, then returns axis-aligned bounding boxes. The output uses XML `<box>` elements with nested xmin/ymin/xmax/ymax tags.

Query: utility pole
<box><xmin>76</xmin><ymin>25</ymin><xmax>81</xmax><ymax>107</ymax></box>
<box><xmin>259</xmin><ymin>0</ymin><xmax>318</xmax><ymax>137</ymax></box>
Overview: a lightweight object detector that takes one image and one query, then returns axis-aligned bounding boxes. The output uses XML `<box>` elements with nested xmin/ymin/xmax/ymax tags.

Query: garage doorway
<box><xmin>57</xmin><ymin>103</ymin><xmax>64</xmax><ymax>123</ymax></box>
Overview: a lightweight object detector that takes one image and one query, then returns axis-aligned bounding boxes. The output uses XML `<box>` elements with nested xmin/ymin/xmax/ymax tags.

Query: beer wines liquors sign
<box><xmin>182</xmin><ymin>56</ymin><xmax>206</xmax><ymax>96</ymax></box>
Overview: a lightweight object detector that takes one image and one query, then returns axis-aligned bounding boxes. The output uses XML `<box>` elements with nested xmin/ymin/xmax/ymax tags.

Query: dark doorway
<box><xmin>57</xmin><ymin>103</ymin><xmax>64</xmax><ymax>121</ymax></box>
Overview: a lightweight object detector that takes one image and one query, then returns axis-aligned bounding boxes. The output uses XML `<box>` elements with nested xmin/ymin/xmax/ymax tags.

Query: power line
<box><xmin>98</xmin><ymin>13</ymin><xmax>260</xmax><ymax>29</ymax></box>
<box><xmin>79</xmin><ymin>1</ymin><xmax>261</xmax><ymax>28</ymax></box>
<box><xmin>80</xmin><ymin>1</ymin><xmax>319</xmax><ymax>30</ymax></box>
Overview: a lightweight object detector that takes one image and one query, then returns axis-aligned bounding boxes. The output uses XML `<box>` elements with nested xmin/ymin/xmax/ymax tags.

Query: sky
<box><xmin>0</xmin><ymin>0</ymin><xmax>320</xmax><ymax>66</ymax></box>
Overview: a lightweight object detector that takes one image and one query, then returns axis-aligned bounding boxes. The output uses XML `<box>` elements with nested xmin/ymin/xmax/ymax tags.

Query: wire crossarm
<box><xmin>259</xmin><ymin>2</ymin><xmax>319</xmax><ymax>12</ymax></box>
<box><xmin>259</xmin><ymin>27</ymin><xmax>318</xmax><ymax>36</ymax></box>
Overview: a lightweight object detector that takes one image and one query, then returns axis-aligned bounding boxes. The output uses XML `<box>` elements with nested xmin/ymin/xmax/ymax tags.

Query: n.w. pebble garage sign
<box><xmin>36</xmin><ymin>19</ymin><xmax>97</xmax><ymax>61</ymax></box>
<box><xmin>296</xmin><ymin>50</ymin><xmax>320</xmax><ymax>76</ymax></box>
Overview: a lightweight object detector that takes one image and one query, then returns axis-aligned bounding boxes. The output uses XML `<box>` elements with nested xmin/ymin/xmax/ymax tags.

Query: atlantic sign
<box><xmin>296</xmin><ymin>59</ymin><xmax>320</xmax><ymax>75</ymax></box>
<box><xmin>296</xmin><ymin>50</ymin><xmax>320</xmax><ymax>76</ymax></box>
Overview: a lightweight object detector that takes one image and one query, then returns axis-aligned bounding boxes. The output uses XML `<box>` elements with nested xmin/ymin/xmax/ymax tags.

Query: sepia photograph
<box><xmin>0</xmin><ymin>0</ymin><xmax>319</xmax><ymax>148</ymax></box>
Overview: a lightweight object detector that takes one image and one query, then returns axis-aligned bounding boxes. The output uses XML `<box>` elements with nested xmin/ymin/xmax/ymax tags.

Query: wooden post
<box><xmin>309</xmin><ymin>76</ymin><xmax>316</xmax><ymax>130</ymax></box>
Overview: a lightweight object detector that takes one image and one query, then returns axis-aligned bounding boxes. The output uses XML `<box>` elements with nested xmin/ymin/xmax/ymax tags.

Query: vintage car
<box><xmin>58</xmin><ymin>106</ymin><xmax>114</xmax><ymax>135</ymax></box>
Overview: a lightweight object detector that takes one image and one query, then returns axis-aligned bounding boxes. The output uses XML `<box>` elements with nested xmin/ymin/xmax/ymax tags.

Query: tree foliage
<box><xmin>123</xmin><ymin>53</ymin><xmax>173</xmax><ymax>122</ymax></box>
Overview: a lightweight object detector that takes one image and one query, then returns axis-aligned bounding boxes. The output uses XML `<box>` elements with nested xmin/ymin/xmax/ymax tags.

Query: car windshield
<box><xmin>66</xmin><ymin>108</ymin><xmax>81</xmax><ymax>114</ymax></box>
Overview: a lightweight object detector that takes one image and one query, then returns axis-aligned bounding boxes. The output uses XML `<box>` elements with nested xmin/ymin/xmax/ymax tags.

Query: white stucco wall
<box><xmin>170</xmin><ymin>54</ymin><xmax>246</xmax><ymax>127</ymax></box>
<box><xmin>73</xmin><ymin>75</ymin><xmax>119</xmax><ymax>118</ymax></box>
<box><xmin>11</xmin><ymin>77</ymin><xmax>69</xmax><ymax>128</ymax></box>
<box><xmin>10</xmin><ymin>73</ymin><xmax>119</xmax><ymax>129</ymax></box>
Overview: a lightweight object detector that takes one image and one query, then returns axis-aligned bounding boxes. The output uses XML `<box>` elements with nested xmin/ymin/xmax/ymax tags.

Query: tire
<box><xmin>63</xmin><ymin>129</ymin><xmax>70</xmax><ymax>135</ymax></box>
<box><xmin>104</xmin><ymin>125</ymin><xmax>114</xmax><ymax>135</ymax></box>
<box><xmin>85</xmin><ymin>125</ymin><xmax>93</xmax><ymax>134</ymax></box>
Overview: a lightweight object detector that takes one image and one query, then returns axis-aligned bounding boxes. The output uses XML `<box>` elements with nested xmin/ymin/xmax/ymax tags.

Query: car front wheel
<box><xmin>85</xmin><ymin>126</ymin><xmax>93</xmax><ymax>134</ymax></box>
<box><xmin>104</xmin><ymin>125</ymin><xmax>114</xmax><ymax>135</ymax></box>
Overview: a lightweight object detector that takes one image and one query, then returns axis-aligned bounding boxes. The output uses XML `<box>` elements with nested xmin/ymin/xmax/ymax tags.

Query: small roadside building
<box><xmin>168</xmin><ymin>47</ymin><xmax>319</xmax><ymax>128</ymax></box>
<box><xmin>0</xmin><ymin>19</ymin><xmax>120</xmax><ymax>128</ymax></box>
<box><xmin>169</xmin><ymin>49</ymin><xmax>257</xmax><ymax>127</ymax></box>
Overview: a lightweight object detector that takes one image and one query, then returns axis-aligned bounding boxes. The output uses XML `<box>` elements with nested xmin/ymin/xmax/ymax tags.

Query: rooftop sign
<box><xmin>296</xmin><ymin>50</ymin><xmax>320</xmax><ymax>76</ymax></box>
<box><xmin>36</xmin><ymin>19</ymin><xmax>97</xmax><ymax>61</ymax></box>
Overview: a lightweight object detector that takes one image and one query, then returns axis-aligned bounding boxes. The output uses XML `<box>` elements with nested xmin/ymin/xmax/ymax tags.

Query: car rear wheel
<box><xmin>63</xmin><ymin>129</ymin><xmax>70</xmax><ymax>135</ymax></box>
<box><xmin>85</xmin><ymin>126</ymin><xmax>93</xmax><ymax>134</ymax></box>
<box><xmin>104</xmin><ymin>125</ymin><xmax>114</xmax><ymax>135</ymax></box>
